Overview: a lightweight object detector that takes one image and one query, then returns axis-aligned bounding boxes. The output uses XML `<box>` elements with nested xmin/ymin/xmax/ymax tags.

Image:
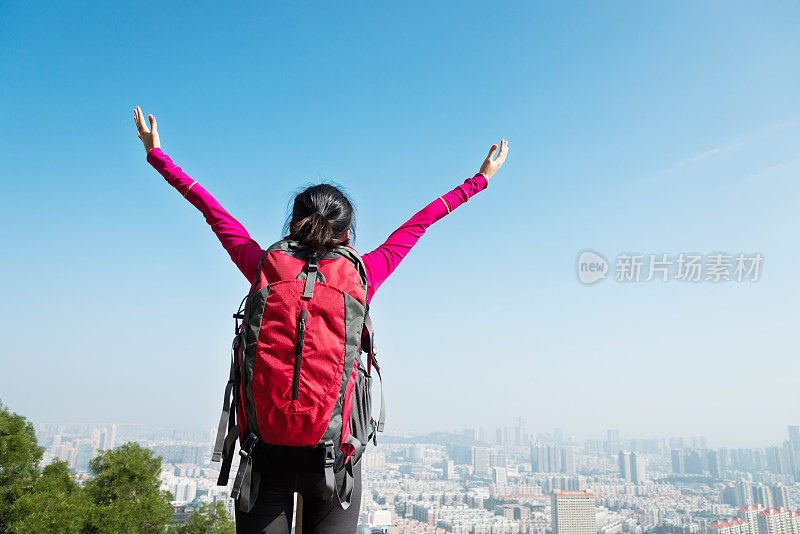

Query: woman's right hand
<box><xmin>133</xmin><ymin>106</ymin><xmax>161</xmax><ymax>154</ymax></box>
<box><xmin>478</xmin><ymin>139</ymin><xmax>509</xmax><ymax>180</ymax></box>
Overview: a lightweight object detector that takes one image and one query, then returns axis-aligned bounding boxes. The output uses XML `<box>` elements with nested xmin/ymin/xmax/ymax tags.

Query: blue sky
<box><xmin>1</xmin><ymin>2</ymin><xmax>799</xmax><ymax>446</ymax></box>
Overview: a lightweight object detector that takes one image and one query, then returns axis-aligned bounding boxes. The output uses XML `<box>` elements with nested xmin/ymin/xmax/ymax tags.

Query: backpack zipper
<box><xmin>292</xmin><ymin>309</ymin><xmax>307</xmax><ymax>400</ymax></box>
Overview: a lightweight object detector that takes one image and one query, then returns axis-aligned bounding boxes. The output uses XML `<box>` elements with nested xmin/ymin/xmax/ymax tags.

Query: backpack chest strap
<box><xmin>302</xmin><ymin>255</ymin><xmax>319</xmax><ymax>299</ymax></box>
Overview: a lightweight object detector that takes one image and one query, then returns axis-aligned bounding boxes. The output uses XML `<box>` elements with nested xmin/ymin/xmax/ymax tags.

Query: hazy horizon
<box><xmin>23</xmin><ymin>415</ymin><xmax>800</xmax><ymax>451</ymax></box>
<box><xmin>2</xmin><ymin>2</ymin><xmax>799</xmax><ymax>448</ymax></box>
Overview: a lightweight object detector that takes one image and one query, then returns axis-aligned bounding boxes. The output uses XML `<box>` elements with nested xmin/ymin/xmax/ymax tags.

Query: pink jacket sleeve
<box><xmin>146</xmin><ymin>148</ymin><xmax>265</xmax><ymax>283</ymax></box>
<box><xmin>147</xmin><ymin>147</ymin><xmax>488</xmax><ymax>301</ymax></box>
<box><xmin>361</xmin><ymin>174</ymin><xmax>489</xmax><ymax>302</ymax></box>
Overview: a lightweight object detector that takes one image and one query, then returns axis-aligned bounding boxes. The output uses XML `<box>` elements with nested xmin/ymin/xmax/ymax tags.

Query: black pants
<box><xmin>235</xmin><ymin>461</ymin><xmax>361</xmax><ymax>534</ymax></box>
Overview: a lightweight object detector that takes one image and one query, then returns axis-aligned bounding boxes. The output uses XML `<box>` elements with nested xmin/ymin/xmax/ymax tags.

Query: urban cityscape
<box><xmin>33</xmin><ymin>419</ymin><xmax>800</xmax><ymax>533</ymax></box>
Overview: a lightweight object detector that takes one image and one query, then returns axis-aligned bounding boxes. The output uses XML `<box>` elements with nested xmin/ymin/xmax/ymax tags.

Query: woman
<box><xmin>133</xmin><ymin>106</ymin><xmax>508</xmax><ymax>533</ymax></box>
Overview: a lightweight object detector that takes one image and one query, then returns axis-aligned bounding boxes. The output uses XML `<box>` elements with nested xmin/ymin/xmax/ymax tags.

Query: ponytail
<box><xmin>289</xmin><ymin>212</ymin><xmax>338</xmax><ymax>255</ymax></box>
<box><xmin>284</xmin><ymin>183</ymin><xmax>356</xmax><ymax>255</ymax></box>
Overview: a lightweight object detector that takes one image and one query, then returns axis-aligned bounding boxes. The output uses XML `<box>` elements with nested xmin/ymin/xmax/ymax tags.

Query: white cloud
<box><xmin>677</xmin><ymin>121</ymin><xmax>796</xmax><ymax>167</ymax></box>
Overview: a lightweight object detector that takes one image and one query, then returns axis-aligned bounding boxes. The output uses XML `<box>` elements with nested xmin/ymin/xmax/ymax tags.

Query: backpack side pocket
<box><xmin>349</xmin><ymin>363</ymin><xmax>373</xmax><ymax>462</ymax></box>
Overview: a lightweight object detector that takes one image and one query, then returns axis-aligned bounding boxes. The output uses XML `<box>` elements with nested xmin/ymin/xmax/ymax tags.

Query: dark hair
<box><xmin>283</xmin><ymin>182</ymin><xmax>356</xmax><ymax>255</ymax></box>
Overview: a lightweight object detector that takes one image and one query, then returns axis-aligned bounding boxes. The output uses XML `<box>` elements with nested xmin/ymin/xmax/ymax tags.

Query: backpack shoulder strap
<box><xmin>212</xmin><ymin>331</ymin><xmax>243</xmax><ymax>484</ymax></box>
<box><xmin>322</xmin><ymin>441</ymin><xmax>356</xmax><ymax>510</ymax></box>
<box><xmin>362</xmin><ymin>308</ymin><xmax>385</xmax><ymax>433</ymax></box>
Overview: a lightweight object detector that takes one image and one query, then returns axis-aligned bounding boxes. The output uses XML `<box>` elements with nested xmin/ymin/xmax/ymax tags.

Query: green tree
<box><xmin>482</xmin><ymin>496</ymin><xmax>506</xmax><ymax>512</ymax></box>
<box><xmin>1</xmin><ymin>402</ymin><xmax>195</xmax><ymax>533</ymax></box>
<box><xmin>0</xmin><ymin>401</ymin><xmax>44</xmax><ymax>531</ymax></box>
<box><xmin>10</xmin><ymin>461</ymin><xmax>88</xmax><ymax>533</ymax></box>
<box><xmin>173</xmin><ymin>501</ymin><xmax>235</xmax><ymax>534</ymax></box>
<box><xmin>83</xmin><ymin>442</ymin><xmax>173</xmax><ymax>533</ymax></box>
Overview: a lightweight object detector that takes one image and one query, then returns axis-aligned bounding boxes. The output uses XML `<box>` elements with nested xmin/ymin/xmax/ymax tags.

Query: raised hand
<box><xmin>479</xmin><ymin>139</ymin><xmax>509</xmax><ymax>180</ymax></box>
<box><xmin>133</xmin><ymin>106</ymin><xmax>161</xmax><ymax>154</ymax></box>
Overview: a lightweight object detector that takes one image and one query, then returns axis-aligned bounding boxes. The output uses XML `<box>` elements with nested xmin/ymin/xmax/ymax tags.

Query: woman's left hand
<box><xmin>133</xmin><ymin>106</ymin><xmax>161</xmax><ymax>154</ymax></box>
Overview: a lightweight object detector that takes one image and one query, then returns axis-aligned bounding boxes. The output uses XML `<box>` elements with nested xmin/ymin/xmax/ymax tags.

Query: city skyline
<box><xmin>32</xmin><ymin>417</ymin><xmax>800</xmax><ymax>457</ymax></box>
<box><xmin>25</xmin><ymin>414</ymin><xmax>800</xmax><ymax>449</ymax></box>
<box><xmin>30</xmin><ymin>414</ymin><xmax>800</xmax><ymax>532</ymax></box>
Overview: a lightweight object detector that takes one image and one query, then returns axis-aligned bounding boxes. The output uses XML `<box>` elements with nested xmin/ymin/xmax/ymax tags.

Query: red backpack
<box><xmin>211</xmin><ymin>238</ymin><xmax>384</xmax><ymax>512</ymax></box>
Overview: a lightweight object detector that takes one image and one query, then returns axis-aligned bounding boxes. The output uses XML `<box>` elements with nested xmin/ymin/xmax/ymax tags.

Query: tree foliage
<box><xmin>0</xmin><ymin>401</ymin><xmax>235</xmax><ymax>534</ymax></box>
<box><xmin>83</xmin><ymin>442</ymin><xmax>174</xmax><ymax>533</ymax></box>
<box><xmin>10</xmin><ymin>461</ymin><xmax>87</xmax><ymax>533</ymax></box>
<box><xmin>172</xmin><ymin>501</ymin><xmax>235</xmax><ymax>534</ymax></box>
<box><xmin>0</xmin><ymin>401</ymin><xmax>44</xmax><ymax>531</ymax></box>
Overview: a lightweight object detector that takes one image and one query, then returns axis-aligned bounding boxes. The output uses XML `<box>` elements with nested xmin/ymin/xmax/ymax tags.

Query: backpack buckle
<box><xmin>239</xmin><ymin>434</ymin><xmax>258</xmax><ymax>459</ymax></box>
<box><xmin>323</xmin><ymin>441</ymin><xmax>335</xmax><ymax>467</ymax></box>
<box><xmin>302</xmin><ymin>256</ymin><xmax>320</xmax><ymax>299</ymax></box>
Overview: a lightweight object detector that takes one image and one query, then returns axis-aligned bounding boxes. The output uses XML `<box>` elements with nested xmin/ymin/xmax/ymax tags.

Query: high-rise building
<box><xmin>441</xmin><ymin>459</ymin><xmax>455</xmax><ymax>480</ymax></box>
<box><xmin>783</xmin><ymin>441</ymin><xmax>799</xmax><ymax>481</ymax></box>
<box><xmin>765</xmin><ymin>443</ymin><xmax>796</xmax><ymax>480</ymax></box>
<box><xmin>569</xmin><ymin>474</ymin><xmax>588</xmax><ymax>491</ymax></box>
<box><xmin>74</xmin><ymin>441</ymin><xmax>96</xmax><ymax>473</ymax></box>
<box><xmin>719</xmin><ymin>448</ymin><xmax>730</xmax><ymax>471</ymax></box>
<box><xmin>707</xmin><ymin>449</ymin><xmax>722</xmax><ymax>478</ymax></box>
<box><xmin>708</xmin><ymin>518</ymin><xmax>747</xmax><ymax>533</ymax></box>
<box><xmin>669</xmin><ymin>437</ymin><xmax>684</xmax><ymax>450</ymax></box>
<box><xmin>789</xmin><ymin>426</ymin><xmax>800</xmax><ymax>452</ymax></box>
<box><xmin>473</xmin><ymin>447</ymin><xmax>490</xmax><ymax>476</ymax></box>
<box><xmin>490</xmin><ymin>451</ymin><xmax>507</xmax><ymax>468</ymax></box>
<box><xmin>90</xmin><ymin>429</ymin><xmax>101</xmax><ymax>449</ymax></box>
<box><xmin>515</xmin><ymin>418</ymin><xmax>525</xmax><ymax>446</ymax></box>
<box><xmin>618</xmin><ymin>451</ymin><xmax>632</xmax><ymax>483</ymax></box>
<box><xmin>408</xmin><ymin>444</ymin><xmax>425</xmax><ymax>464</ymax></box>
<box><xmin>174</xmin><ymin>480</ymin><xmax>197</xmax><ymax>502</ymax></box>
<box><xmin>771</xmin><ymin>483</ymin><xmax>790</xmax><ymax>509</ymax></box>
<box><xmin>671</xmin><ymin>449</ymin><xmax>685</xmax><ymax>474</ymax></box>
<box><xmin>446</xmin><ymin>443</ymin><xmax>473</xmax><ymax>465</ymax></box>
<box><xmin>561</xmin><ymin>447</ymin><xmax>576</xmax><ymax>475</ymax></box>
<box><xmin>690</xmin><ymin>435</ymin><xmax>708</xmax><ymax>449</ymax></box>
<box><xmin>737</xmin><ymin>480</ymin><xmax>754</xmax><ymax>507</ymax></box>
<box><xmin>532</xmin><ymin>444</ymin><xmax>575</xmax><ymax>474</ymax></box>
<box><xmin>757</xmin><ymin>507</ymin><xmax>792</xmax><ymax>534</ymax></box>
<box><xmin>56</xmin><ymin>441</ymin><xmax>78</xmax><ymax>469</ymax></box>
<box><xmin>101</xmin><ymin>424</ymin><xmax>116</xmax><ymax>451</ymax></box>
<box><xmin>722</xmin><ymin>480</ymin><xmax>760</xmax><ymax>508</ymax></box>
<box><xmin>493</xmin><ymin>467</ymin><xmax>507</xmax><ymax>485</ymax></box>
<box><xmin>734</xmin><ymin>504</ymin><xmax>800</xmax><ymax>534</ymax></box>
<box><xmin>752</xmin><ymin>483</ymin><xmax>773</xmax><ymax>509</ymax></box>
<box><xmin>721</xmin><ymin>484</ymin><xmax>738</xmax><ymax>507</ymax></box>
<box><xmin>364</xmin><ymin>450</ymin><xmax>386</xmax><ymax>469</ymax></box>
<box><xmin>685</xmin><ymin>449</ymin><xmax>705</xmax><ymax>474</ymax></box>
<box><xmin>766</xmin><ymin>446</ymin><xmax>785</xmax><ymax>475</ymax></box>
<box><xmin>607</xmin><ymin>429</ymin><xmax>621</xmax><ymax>454</ymax></box>
<box><xmin>549</xmin><ymin>445</ymin><xmax>562</xmax><ymax>473</ymax></box>
<box><xmin>552</xmin><ymin>490</ymin><xmax>596</xmax><ymax>534</ymax></box>
<box><xmin>631</xmin><ymin>452</ymin><xmax>647</xmax><ymax>484</ymax></box>
<box><xmin>736</xmin><ymin>504</ymin><xmax>765</xmax><ymax>528</ymax></box>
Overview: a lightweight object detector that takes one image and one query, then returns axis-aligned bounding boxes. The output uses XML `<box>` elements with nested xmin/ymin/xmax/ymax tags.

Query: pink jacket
<box><xmin>146</xmin><ymin>148</ymin><xmax>488</xmax><ymax>303</ymax></box>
